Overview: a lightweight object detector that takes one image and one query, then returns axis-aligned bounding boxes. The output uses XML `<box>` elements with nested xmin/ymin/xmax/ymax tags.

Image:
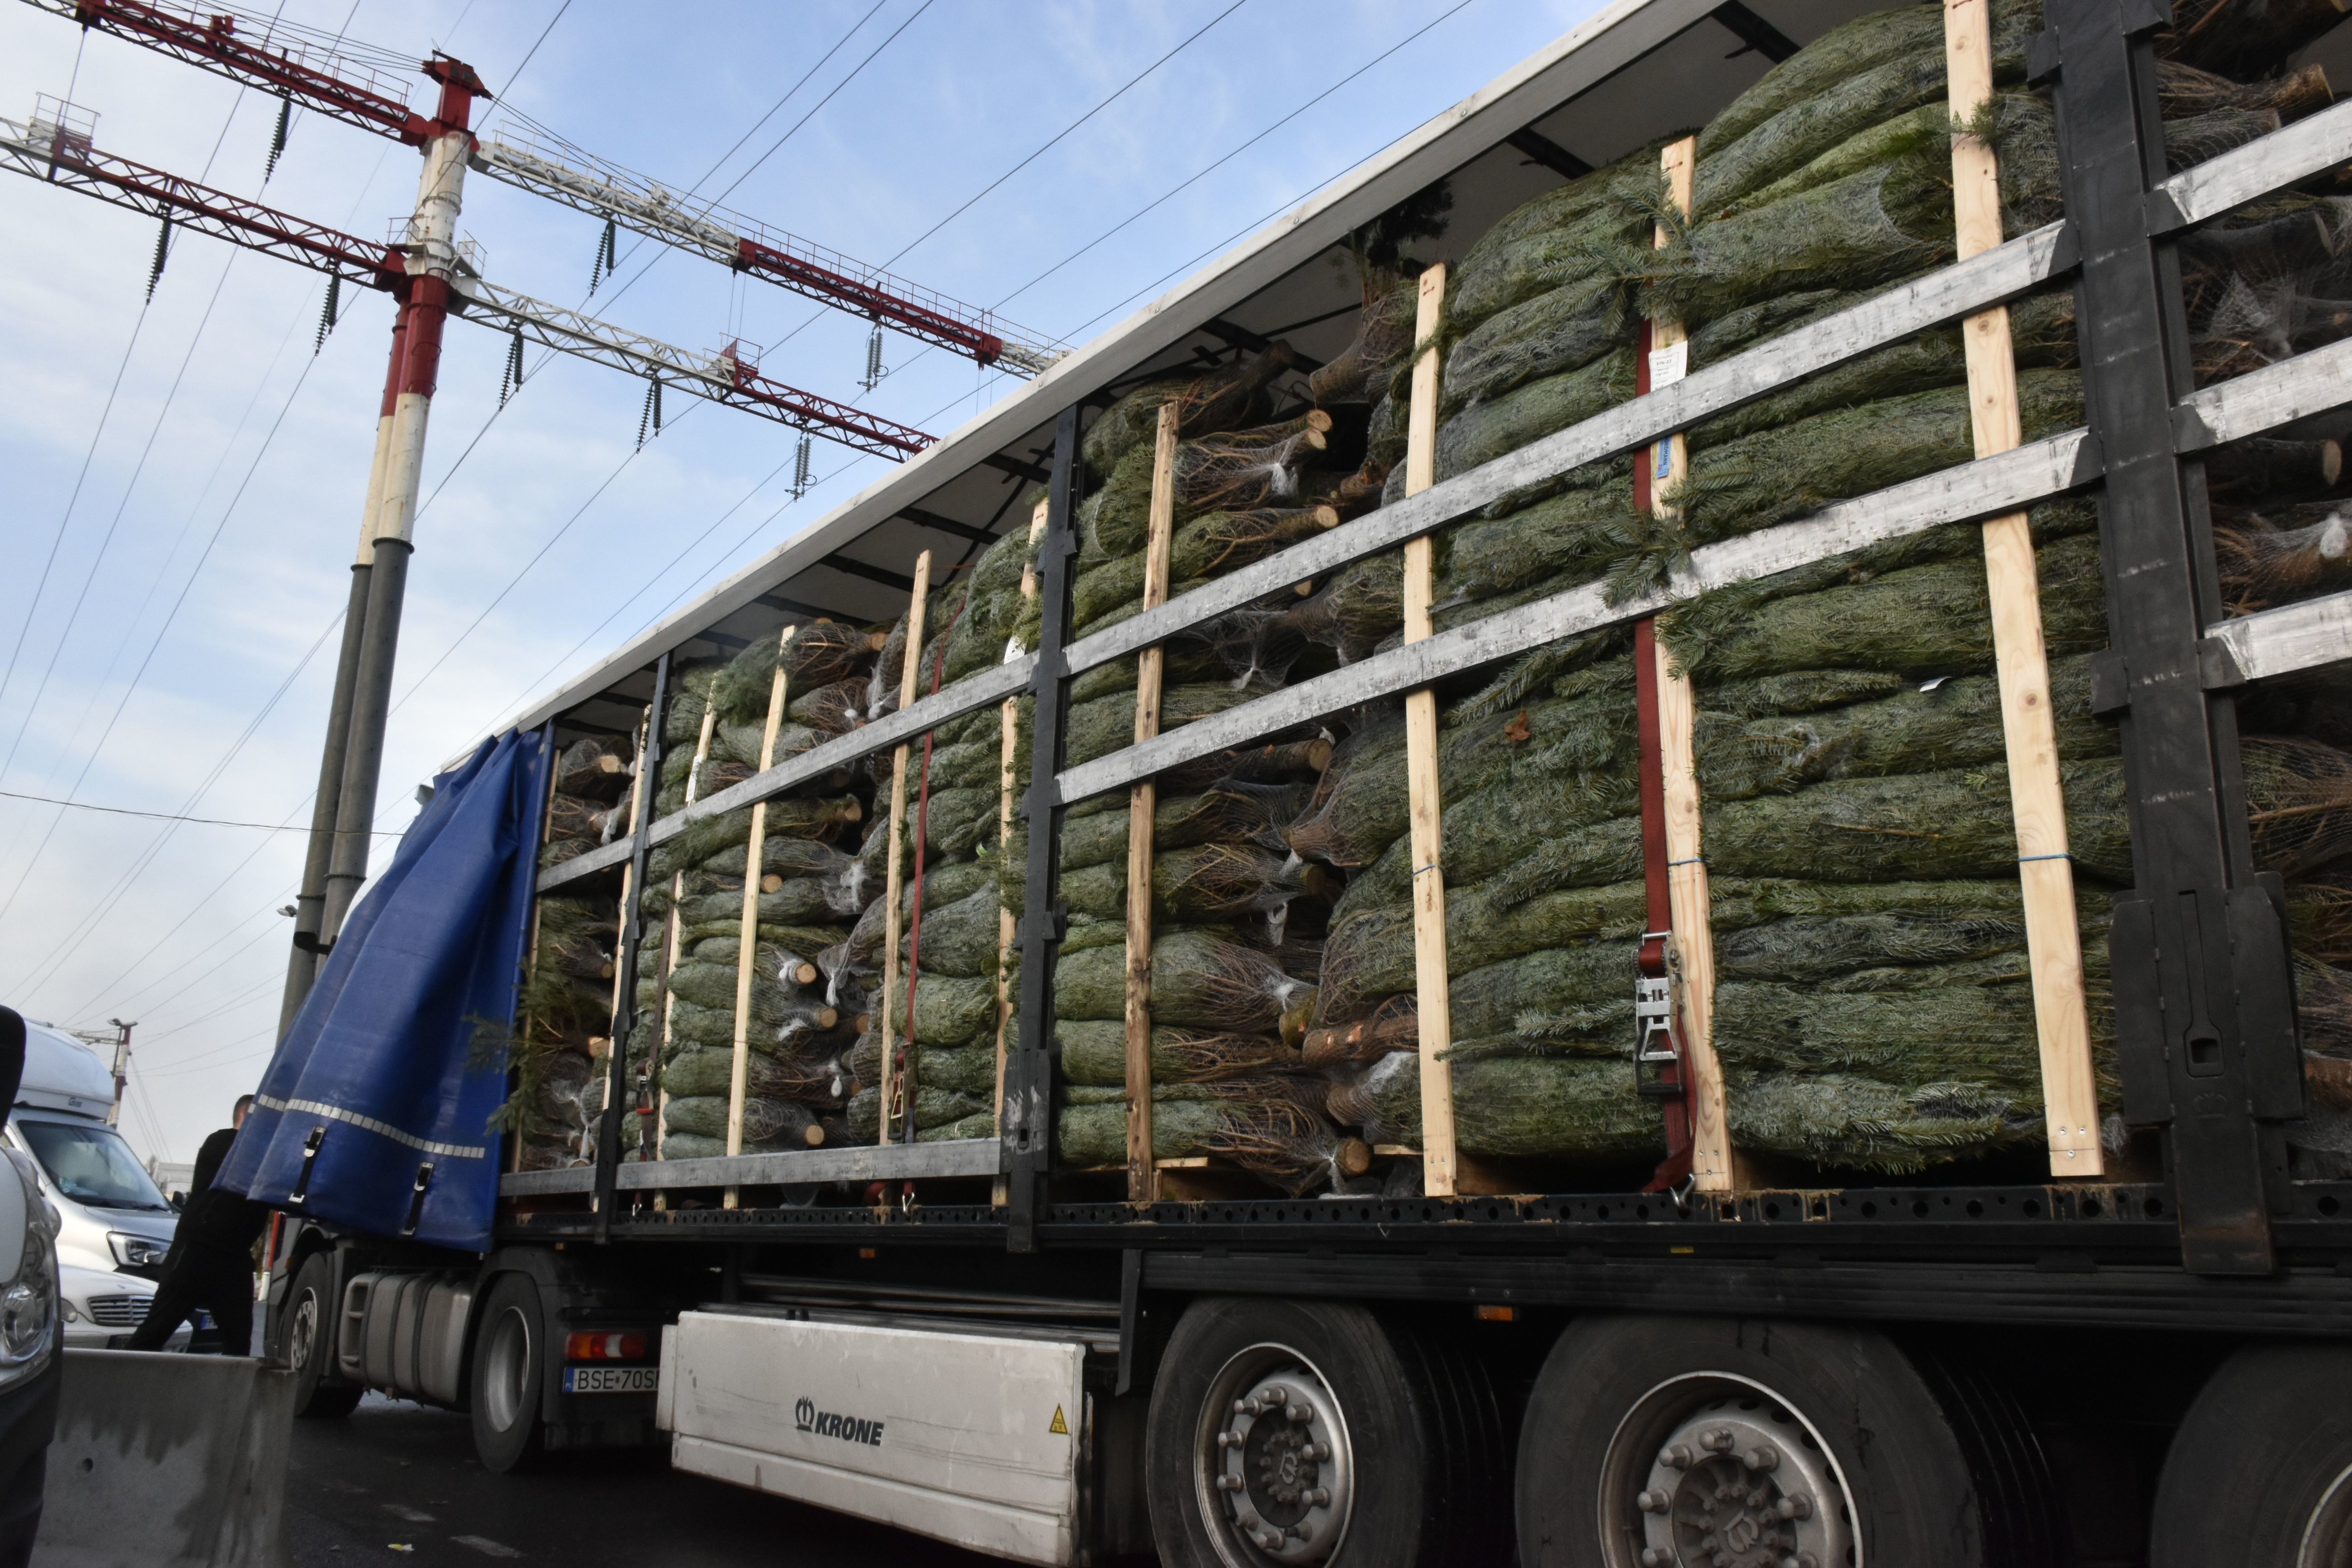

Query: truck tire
<box><xmin>469</xmin><ymin>1273</ymin><xmax>547</xmax><ymax>1474</ymax></box>
<box><xmin>1516</xmin><ymin>1315</ymin><xmax>1985</xmax><ymax>1568</ymax></box>
<box><xmin>1143</xmin><ymin>1295</ymin><xmax>1507</xmax><ymax>1568</ymax></box>
<box><xmin>2150</xmin><ymin>1342</ymin><xmax>2352</xmax><ymax>1567</ymax></box>
<box><xmin>286</xmin><ymin>1254</ymin><xmax>361</xmax><ymax>1419</ymax></box>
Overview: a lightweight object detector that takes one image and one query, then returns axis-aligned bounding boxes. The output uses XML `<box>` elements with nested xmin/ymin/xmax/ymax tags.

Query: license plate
<box><xmin>563</xmin><ymin>1364</ymin><xmax>658</xmax><ymax>1394</ymax></box>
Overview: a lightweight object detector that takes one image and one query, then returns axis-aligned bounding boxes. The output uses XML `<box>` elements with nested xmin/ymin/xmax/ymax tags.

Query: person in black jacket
<box><xmin>0</xmin><ymin>1006</ymin><xmax>52</xmax><ymax>1568</ymax></box>
<box><xmin>127</xmin><ymin>1096</ymin><xmax>268</xmax><ymax>1355</ymax></box>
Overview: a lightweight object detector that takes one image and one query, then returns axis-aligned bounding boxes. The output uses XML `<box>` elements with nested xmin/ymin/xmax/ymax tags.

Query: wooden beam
<box><xmin>594</xmin><ymin>710</ymin><xmax>652</xmax><ymax>1146</ymax></box>
<box><xmin>1402</xmin><ymin>262</ymin><xmax>1460</xmax><ymax>1200</ymax></box>
<box><xmin>875</xmin><ymin>551</ymin><xmax>934</xmax><ymax>1148</ymax></box>
<box><xmin>1947</xmin><ymin>0</ymin><xmax>2102</xmax><ymax>1176</ymax></box>
<box><xmin>2153</xmin><ymin>94</ymin><xmax>2352</xmax><ymax>233</ymax></box>
<box><xmin>652</xmin><ymin>701</ymin><xmax>719</xmax><ymax>1181</ymax></box>
<box><xmin>1647</xmin><ymin>134</ymin><xmax>1736</xmax><ymax>1194</ymax></box>
<box><xmin>2207</xmin><ymin>587</ymin><xmax>2352</xmax><ymax>681</ymax></box>
<box><xmin>727</xmin><ymin>626</ymin><xmax>798</xmax><ymax>1208</ymax></box>
<box><xmin>1124</xmin><ymin>405</ymin><xmax>1183</xmax><ymax>1204</ymax></box>
<box><xmin>995</xmin><ymin>499</ymin><xmax>1049</xmax><ymax>1207</ymax></box>
<box><xmin>512</xmin><ymin>729</ymin><xmax>563</xmax><ymax>1174</ymax></box>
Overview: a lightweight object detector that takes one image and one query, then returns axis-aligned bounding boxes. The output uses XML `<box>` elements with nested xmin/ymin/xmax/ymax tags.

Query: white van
<box><xmin>8</xmin><ymin>1024</ymin><xmax>186</xmax><ymax>1350</ymax></box>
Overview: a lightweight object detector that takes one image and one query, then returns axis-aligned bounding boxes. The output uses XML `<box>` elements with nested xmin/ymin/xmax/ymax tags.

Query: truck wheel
<box><xmin>2150</xmin><ymin>1342</ymin><xmax>2352</xmax><ymax>1567</ymax></box>
<box><xmin>469</xmin><ymin>1274</ymin><xmax>547</xmax><ymax>1474</ymax></box>
<box><xmin>1517</xmin><ymin>1315</ymin><xmax>1984</xmax><ymax>1568</ymax></box>
<box><xmin>1143</xmin><ymin>1296</ymin><xmax>1505</xmax><ymax>1568</ymax></box>
<box><xmin>286</xmin><ymin>1254</ymin><xmax>361</xmax><ymax>1419</ymax></box>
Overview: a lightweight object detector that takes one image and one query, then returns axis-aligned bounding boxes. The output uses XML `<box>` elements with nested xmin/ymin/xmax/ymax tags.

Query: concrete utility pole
<box><xmin>104</xmin><ymin>1019</ymin><xmax>135</xmax><ymax>1128</ymax></box>
<box><xmin>281</xmin><ymin>58</ymin><xmax>485</xmax><ymax>1033</ymax></box>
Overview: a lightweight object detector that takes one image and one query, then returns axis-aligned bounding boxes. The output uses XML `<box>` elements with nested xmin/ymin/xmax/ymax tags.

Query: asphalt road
<box><xmin>286</xmin><ymin>1393</ymin><xmax>1002</xmax><ymax>1568</ymax></box>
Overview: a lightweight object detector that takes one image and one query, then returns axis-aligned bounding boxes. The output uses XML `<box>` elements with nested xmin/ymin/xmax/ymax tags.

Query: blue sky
<box><xmin>0</xmin><ymin>0</ymin><xmax>1599</xmax><ymax>1164</ymax></box>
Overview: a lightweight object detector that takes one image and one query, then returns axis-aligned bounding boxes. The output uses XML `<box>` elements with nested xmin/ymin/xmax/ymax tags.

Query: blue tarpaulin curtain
<box><xmin>218</xmin><ymin>728</ymin><xmax>549</xmax><ymax>1251</ymax></box>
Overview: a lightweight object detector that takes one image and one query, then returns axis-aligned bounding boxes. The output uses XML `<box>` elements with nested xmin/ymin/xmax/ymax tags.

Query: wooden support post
<box><xmin>1647</xmin><ymin>135</ymin><xmax>1736</xmax><ymax>1193</ymax></box>
<box><xmin>1946</xmin><ymin>0</ymin><xmax>2103</xmax><ymax>1175</ymax></box>
<box><xmin>726</xmin><ymin>626</ymin><xmax>797</xmax><ymax>1208</ymax></box>
<box><xmin>1402</xmin><ymin>262</ymin><xmax>1460</xmax><ymax>1199</ymax></box>
<box><xmin>652</xmin><ymin>702</ymin><xmax>718</xmax><ymax>1178</ymax></box>
<box><xmin>1124</xmin><ymin>404</ymin><xmax>1182</xmax><ymax>1203</ymax></box>
<box><xmin>995</xmin><ymin>500</ymin><xmax>1050</xmax><ymax>1206</ymax></box>
<box><xmin>597</xmin><ymin>709</ymin><xmax>652</xmax><ymax>1158</ymax></box>
<box><xmin>511</xmin><ymin>734</ymin><xmax>563</xmax><ymax>1174</ymax></box>
<box><xmin>876</xmin><ymin>551</ymin><xmax>933</xmax><ymax>1148</ymax></box>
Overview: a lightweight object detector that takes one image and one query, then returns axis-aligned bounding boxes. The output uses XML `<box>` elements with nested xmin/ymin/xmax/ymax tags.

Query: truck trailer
<box><xmin>237</xmin><ymin>0</ymin><xmax>2352</xmax><ymax>1561</ymax></box>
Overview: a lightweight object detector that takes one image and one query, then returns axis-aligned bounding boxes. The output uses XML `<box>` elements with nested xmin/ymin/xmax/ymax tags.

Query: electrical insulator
<box><xmin>861</xmin><ymin>324</ymin><xmax>884</xmax><ymax>392</ymax></box>
<box><xmin>792</xmin><ymin>432</ymin><xmax>813</xmax><ymax>498</ymax></box>
<box><xmin>265</xmin><ymin>93</ymin><xmax>291</xmax><ymax>182</ymax></box>
<box><xmin>315</xmin><ymin>271</ymin><xmax>340</xmax><ymax>354</ymax></box>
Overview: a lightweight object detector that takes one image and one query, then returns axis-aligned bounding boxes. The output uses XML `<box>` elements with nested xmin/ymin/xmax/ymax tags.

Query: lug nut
<box><xmin>1294</xmin><ymin>1521</ymin><xmax>1315</xmax><ymax>1543</ymax></box>
<box><xmin>1702</xmin><ymin>1427</ymin><xmax>1735</xmax><ymax>1453</ymax></box>
<box><xmin>1743</xmin><ymin>1444</ymin><xmax>1780</xmax><ymax>1472</ymax></box>
<box><xmin>1260</xmin><ymin>1386</ymin><xmax>1287</xmax><ymax>1405</ymax></box>
<box><xmin>1660</xmin><ymin>1443</ymin><xmax>1695</xmax><ymax>1469</ymax></box>
<box><xmin>1217</xmin><ymin>1430</ymin><xmax>1240</xmax><ymax>1449</ymax></box>
<box><xmin>1309</xmin><ymin>1441</ymin><xmax>1331</xmax><ymax>1461</ymax></box>
<box><xmin>1775</xmin><ymin>1492</ymin><xmax>1813</xmax><ymax>1521</ymax></box>
<box><xmin>1216</xmin><ymin>1474</ymin><xmax>1242</xmax><ymax>1492</ymax></box>
<box><xmin>1287</xmin><ymin>1401</ymin><xmax>1313</xmax><ymax>1422</ymax></box>
<box><xmin>1303</xmin><ymin>1488</ymin><xmax>1329</xmax><ymax>1507</ymax></box>
<box><xmin>1637</xmin><ymin>1488</ymin><xmax>1671</xmax><ymax>1513</ymax></box>
<box><xmin>1256</xmin><ymin>1528</ymin><xmax>1284</xmax><ymax>1550</ymax></box>
<box><xmin>1236</xmin><ymin>1397</ymin><xmax>1260</xmax><ymax>1416</ymax></box>
<box><xmin>1639</xmin><ymin>1550</ymin><xmax>1673</xmax><ymax>1568</ymax></box>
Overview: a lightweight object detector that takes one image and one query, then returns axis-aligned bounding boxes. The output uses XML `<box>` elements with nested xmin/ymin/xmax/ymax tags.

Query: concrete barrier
<box><xmin>34</xmin><ymin>1350</ymin><xmax>294</xmax><ymax>1568</ymax></box>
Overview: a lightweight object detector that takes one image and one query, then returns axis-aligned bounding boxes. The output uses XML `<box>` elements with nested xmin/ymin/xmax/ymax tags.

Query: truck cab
<box><xmin>8</xmin><ymin>1023</ymin><xmax>185</xmax><ymax>1350</ymax></box>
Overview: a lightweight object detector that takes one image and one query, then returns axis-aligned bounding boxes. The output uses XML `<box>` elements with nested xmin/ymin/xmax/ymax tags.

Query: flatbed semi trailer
<box><xmin>244</xmin><ymin>0</ymin><xmax>2352</xmax><ymax>1562</ymax></box>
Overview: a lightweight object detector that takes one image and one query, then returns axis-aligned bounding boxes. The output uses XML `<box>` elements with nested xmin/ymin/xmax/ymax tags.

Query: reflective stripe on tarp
<box><xmin>218</xmin><ymin>728</ymin><xmax>549</xmax><ymax>1251</ymax></box>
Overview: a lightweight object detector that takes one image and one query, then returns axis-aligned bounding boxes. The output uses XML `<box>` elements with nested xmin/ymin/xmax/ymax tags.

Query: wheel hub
<box><xmin>1634</xmin><ymin>1402</ymin><xmax>1850</xmax><ymax>1568</ymax></box>
<box><xmin>1201</xmin><ymin>1358</ymin><xmax>1354</xmax><ymax>1566</ymax></box>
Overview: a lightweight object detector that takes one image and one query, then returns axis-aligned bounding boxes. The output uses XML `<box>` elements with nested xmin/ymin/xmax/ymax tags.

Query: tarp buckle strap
<box><xmin>286</xmin><ymin>1125</ymin><xmax>328</xmax><ymax>1207</ymax></box>
<box><xmin>401</xmin><ymin>1162</ymin><xmax>434</xmax><ymax>1237</ymax></box>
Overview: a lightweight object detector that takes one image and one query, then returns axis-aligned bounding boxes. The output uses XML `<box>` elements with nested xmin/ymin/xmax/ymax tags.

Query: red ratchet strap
<box><xmin>1629</xmin><ymin>320</ymin><xmax>1694</xmax><ymax>1192</ymax></box>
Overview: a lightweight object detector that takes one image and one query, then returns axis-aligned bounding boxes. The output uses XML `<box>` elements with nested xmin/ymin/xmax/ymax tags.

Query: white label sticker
<box><xmin>1647</xmin><ymin>339</ymin><xmax>1688</xmax><ymax>389</ymax></box>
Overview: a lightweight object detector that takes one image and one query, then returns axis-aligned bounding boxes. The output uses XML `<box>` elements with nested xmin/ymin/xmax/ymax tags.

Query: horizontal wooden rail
<box><xmin>2151</xmin><ymin>94</ymin><xmax>2352</xmax><ymax>232</ymax></box>
<box><xmin>2208</xmin><ymin>589</ymin><xmax>2352</xmax><ymax>682</ymax></box>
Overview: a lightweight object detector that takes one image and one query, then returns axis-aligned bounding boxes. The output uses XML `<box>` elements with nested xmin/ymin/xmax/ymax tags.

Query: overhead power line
<box><xmin>0</xmin><ymin>788</ymin><xmax>400</xmax><ymax>835</ymax></box>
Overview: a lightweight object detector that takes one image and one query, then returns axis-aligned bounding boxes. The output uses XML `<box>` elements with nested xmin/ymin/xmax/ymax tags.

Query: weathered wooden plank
<box><xmin>1057</xmin><ymin>430</ymin><xmax>2097</xmax><ymax>803</ymax></box>
<box><xmin>1125</xmin><ymin>404</ymin><xmax>1182</xmax><ymax>1204</ymax></box>
<box><xmin>1948</xmin><ymin>0</ymin><xmax>2102</xmax><ymax>1177</ymax></box>
<box><xmin>1643</xmin><ymin>132</ymin><xmax>1734</xmax><ymax>1194</ymax></box>
<box><xmin>726</xmin><ymin>626</ymin><xmax>796</xmax><ymax>1208</ymax></box>
<box><xmin>1401</xmin><ymin>262</ymin><xmax>1460</xmax><ymax>1201</ymax></box>
<box><xmin>2175</xmin><ymin>334</ymin><xmax>2352</xmax><ymax>451</ymax></box>
<box><xmin>875</xmin><ymin>551</ymin><xmax>934</xmax><ymax>1148</ymax></box>
<box><xmin>653</xmin><ymin>703</ymin><xmax>719</xmax><ymax>1172</ymax></box>
<box><xmin>2208</xmin><ymin>588</ymin><xmax>2352</xmax><ymax>680</ymax></box>
<box><xmin>2154</xmin><ymin>94</ymin><xmax>2352</xmax><ymax>231</ymax></box>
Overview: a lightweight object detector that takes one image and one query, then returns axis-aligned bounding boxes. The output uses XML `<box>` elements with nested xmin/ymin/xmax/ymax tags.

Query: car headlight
<box><xmin>107</xmin><ymin>1232</ymin><xmax>168</xmax><ymax>1269</ymax></box>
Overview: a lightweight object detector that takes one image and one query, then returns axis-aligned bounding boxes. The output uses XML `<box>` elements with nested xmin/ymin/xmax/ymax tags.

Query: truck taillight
<box><xmin>564</xmin><ymin>1332</ymin><xmax>646</xmax><ymax>1361</ymax></box>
